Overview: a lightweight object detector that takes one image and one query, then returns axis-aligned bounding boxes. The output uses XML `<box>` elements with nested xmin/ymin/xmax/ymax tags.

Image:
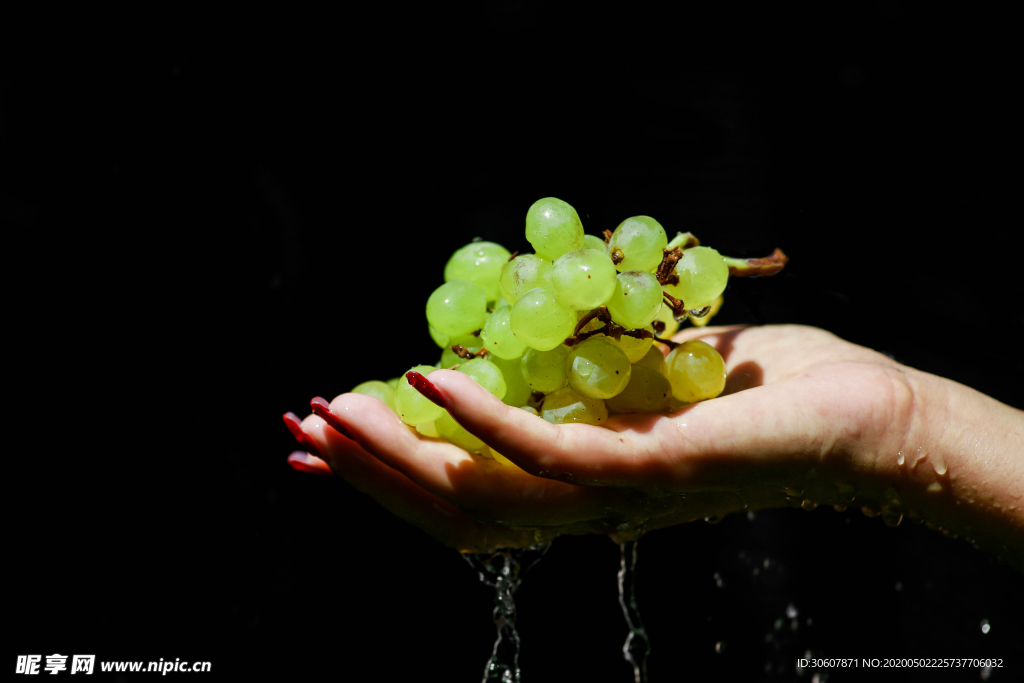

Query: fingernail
<box><xmin>406</xmin><ymin>371</ymin><xmax>448</xmax><ymax>409</ymax></box>
<box><xmin>287</xmin><ymin>451</ymin><xmax>332</xmax><ymax>476</ymax></box>
<box><xmin>310</xmin><ymin>396</ymin><xmax>353</xmax><ymax>439</ymax></box>
<box><xmin>282</xmin><ymin>412</ymin><xmax>322</xmax><ymax>458</ymax></box>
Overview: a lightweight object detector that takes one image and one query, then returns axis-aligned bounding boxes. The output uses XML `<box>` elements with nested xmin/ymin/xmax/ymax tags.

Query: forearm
<box><xmin>862</xmin><ymin>367</ymin><xmax>1024</xmax><ymax>571</ymax></box>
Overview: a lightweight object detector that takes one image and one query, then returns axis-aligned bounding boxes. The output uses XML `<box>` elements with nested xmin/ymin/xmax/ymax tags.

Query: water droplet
<box><xmin>713</xmin><ymin>572</ymin><xmax>724</xmax><ymax>588</ymax></box>
<box><xmin>783</xmin><ymin>487</ymin><xmax>803</xmax><ymax>497</ymax></box>
<box><xmin>833</xmin><ymin>504</ymin><xmax>847</xmax><ymax>512</ymax></box>
<box><xmin>784</xmin><ymin>496</ymin><xmax>801</xmax><ymax>508</ymax></box>
<box><xmin>932</xmin><ymin>452</ymin><xmax>947</xmax><ymax>475</ymax></box>
<box><xmin>714</xmin><ymin>641</ymin><xmax>725</xmax><ymax>653</ymax></box>
<box><xmin>704</xmin><ymin>515</ymin><xmax>721</xmax><ymax>524</ymax></box>
<box><xmin>927</xmin><ymin>482</ymin><xmax>943</xmax><ymax>493</ymax></box>
<box><xmin>786</xmin><ymin>604</ymin><xmax>798</xmax><ymax>618</ymax></box>
<box><xmin>881</xmin><ymin>508</ymin><xmax>903</xmax><ymax>527</ymax></box>
<box><xmin>980</xmin><ymin>618</ymin><xmax>990</xmax><ymax>634</ymax></box>
<box><xmin>861</xmin><ymin>507</ymin><xmax>880</xmax><ymax>517</ymax></box>
<box><xmin>746</xmin><ymin>510</ymin><xmax>756</xmax><ymax>521</ymax></box>
<box><xmin>835</xmin><ymin>482</ymin><xmax>856</xmax><ymax>504</ymax></box>
<box><xmin>897</xmin><ymin>450</ymin><xmax>905</xmax><ymax>466</ymax></box>
<box><xmin>801</xmin><ymin>499</ymin><xmax>818</xmax><ymax>511</ymax></box>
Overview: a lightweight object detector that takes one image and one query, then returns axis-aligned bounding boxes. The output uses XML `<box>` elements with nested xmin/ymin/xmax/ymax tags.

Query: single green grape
<box><xmin>444</xmin><ymin>241</ymin><xmax>511</xmax><ymax>302</ymax></box>
<box><xmin>509</xmin><ymin>286</ymin><xmax>576</xmax><ymax>351</ymax></box>
<box><xmin>664</xmin><ymin>246</ymin><xmax>728</xmax><ymax>310</ymax></box>
<box><xmin>566</xmin><ymin>336</ymin><xmax>632</xmax><ymax>399</ymax></box>
<box><xmin>521</xmin><ymin>345</ymin><xmax>570</xmax><ymax>392</ymax></box>
<box><xmin>608</xmin><ymin>325</ymin><xmax>655</xmax><ymax>363</ymax></box>
<box><xmin>606</xmin><ymin>271</ymin><xmax>663</xmax><ymax>329</ymax></box>
<box><xmin>525</xmin><ymin>197</ymin><xmax>584</xmax><ymax>260</ymax></box>
<box><xmin>395</xmin><ymin>365</ymin><xmax>447</xmax><ymax>425</ymax></box>
<box><xmin>488</xmin><ymin>354</ymin><xmax>533</xmax><ymax>407</ymax></box>
<box><xmin>665</xmin><ymin>340</ymin><xmax>727</xmax><ymax>402</ymax></box>
<box><xmin>480</xmin><ymin>306</ymin><xmax>527</xmax><ymax>359</ymax></box>
<box><xmin>582</xmin><ymin>234</ymin><xmax>609</xmax><ymax>252</ymax></box>
<box><xmin>606</xmin><ymin>367</ymin><xmax>672</xmax><ymax>413</ymax></box>
<box><xmin>540</xmin><ymin>387</ymin><xmax>608</xmax><ymax>425</ymax></box>
<box><xmin>550</xmin><ymin>248</ymin><xmax>617</xmax><ymax>310</ymax></box>
<box><xmin>608</xmin><ymin>216</ymin><xmax>667</xmax><ymax>272</ymax></box>
<box><xmin>429</xmin><ymin>325</ymin><xmax>450</xmax><ymax>349</ymax></box>
<box><xmin>633</xmin><ymin>345</ymin><xmax>667</xmax><ymax>375</ymax></box>
<box><xmin>352</xmin><ymin>380</ymin><xmax>397</xmax><ymax>412</ymax></box>
<box><xmin>436</xmin><ymin>410</ymin><xmax>487</xmax><ymax>453</ymax></box>
<box><xmin>500</xmin><ymin>254</ymin><xmax>552</xmax><ymax>305</ymax></box>
<box><xmin>426</xmin><ymin>280</ymin><xmax>488</xmax><ymax>336</ymax></box>
<box><xmin>458</xmin><ymin>358</ymin><xmax>506</xmax><ymax>400</ymax></box>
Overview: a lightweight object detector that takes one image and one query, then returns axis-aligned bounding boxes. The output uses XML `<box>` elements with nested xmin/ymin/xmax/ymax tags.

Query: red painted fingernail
<box><xmin>310</xmin><ymin>396</ymin><xmax>353</xmax><ymax>439</ymax></box>
<box><xmin>406</xmin><ymin>371</ymin><xmax>448</xmax><ymax>409</ymax></box>
<box><xmin>282</xmin><ymin>412</ymin><xmax>322</xmax><ymax>458</ymax></box>
<box><xmin>287</xmin><ymin>451</ymin><xmax>332</xmax><ymax>476</ymax></box>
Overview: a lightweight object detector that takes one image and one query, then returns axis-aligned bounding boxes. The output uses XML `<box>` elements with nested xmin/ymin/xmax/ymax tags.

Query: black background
<box><xmin>5</xmin><ymin>3</ymin><xmax>1023</xmax><ymax>682</ymax></box>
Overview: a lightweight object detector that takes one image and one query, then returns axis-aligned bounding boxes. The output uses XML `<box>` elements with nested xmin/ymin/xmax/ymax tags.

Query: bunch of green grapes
<box><xmin>351</xmin><ymin>197</ymin><xmax>786</xmax><ymax>465</ymax></box>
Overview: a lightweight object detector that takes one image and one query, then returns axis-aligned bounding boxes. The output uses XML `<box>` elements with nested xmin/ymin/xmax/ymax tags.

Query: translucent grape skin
<box><xmin>352</xmin><ymin>380</ymin><xmax>397</xmax><ymax>412</ymax></box>
<box><xmin>664</xmin><ymin>340</ymin><xmax>727</xmax><ymax>403</ymax></box>
<box><xmin>480</xmin><ymin>306</ymin><xmax>527</xmax><ymax>359</ymax></box>
<box><xmin>457</xmin><ymin>358</ymin><xmax>507</xmax><ymax>400</ymax></box>
<box><xmin>608</xmin><ymin>324</ymin><xmax>655</xmax><ymax>363</ymax></box>
<box><xmin>525</xmin><ymin>197</ymin><xmax>585</xmax><ymax>260</ymax></box>
<box><xmin>500</xmin><ymin>254</ymin><xmax>553</xmax><ymax>305</ymax></box>
<box><xmin>436</xmin><ymin>410</ymin><xmax>487</xmax><ymax>453</ymax></box>
<box><xmin>608</xmin><ymin>216</ymin><xmax>668</xmax><ymax>272</ymax></box>
<box><xmin>583</xmin><ymin>234</ymin><xmax>609</xmax><ymax>252</ymax></box>
<box><xmin>540</xmin><ymin>387</ymin><xmax>608</xmax><ymax>425</ymax></box>
<box><xmin>606</xmin><ymin>367</ymin><xmax>672</xmax><ymax>413</ymax></box>
<box><xmin>444</xmin><ymin>241</ymin><xmax>511</xmax><ymax>302</ymax></box>
<box><xmin>664</xmin><ymin>246</ymin><xmax>729</xmax><ymax>311</ymax></box>
<box><xmin>509</xmin><ymin>286</ymin><xmax>576</xmax><ymax>351</ymax></box>
<box><xmin>521</xmin><ymin>345</ymin><xmax>570</xmax><ymax>393</ymax></box>
<box><xmin>633</xmin><ymin>345</ymin><xmax>668</xmax><ymax>375</ymax></box>
<box><xmin>565</xmin><ymin>336</ymin><xmax>632</xmax><ymax>400</ymax></box>
<box><xmin>550</xmin><ymin>248</ymin><xmax>618</xmax><ymax>310</ymax></box>
<box><xmin>606</xmin><ymin>271</ymin><xmax>663</xmax><ymax>329</ymax></box>
<box><xmin>395</xmin><ymin>365</ymin><xmax>448</xmax><ymax>425</ymax></box>
<box><xmin>426</xmin><ymin>280</ymin><xmax>488</xmax><ymax>336</ymax></box>
<box><xmin>488</xmin><ymin>354</ymin><xmax>533</xmax><ymax>407</ymax></box>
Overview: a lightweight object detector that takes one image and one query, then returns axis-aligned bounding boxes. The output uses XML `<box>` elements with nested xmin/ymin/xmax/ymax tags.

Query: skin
<box><xmin>299</xmin><ymin>324</ymin><xmax>1024</xmax><ymax>571</ymax></box>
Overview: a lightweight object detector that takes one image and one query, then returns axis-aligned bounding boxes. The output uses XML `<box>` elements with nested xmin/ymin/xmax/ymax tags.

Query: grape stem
<box><xmin>563</xmin><ymin>306</ymin><xmax>655</xmax><ymax>347</ymax></box>
<box><xmin>655</xmin><ymin>246</ymin><xmax>684</xmax><ymax>286</ymax></box>
<box><xmin>452</xmin><ymin>344</ymin><xmax>488</xmax><ymax>360</ymax></box>
<box><xmin>724</xmin><ymin>248</ymin><xmax>789</xmax><ymax>277</ymax></box>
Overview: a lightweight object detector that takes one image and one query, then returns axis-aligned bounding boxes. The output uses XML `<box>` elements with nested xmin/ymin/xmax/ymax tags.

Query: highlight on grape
<box><xmin>358</xmin><ymin>197</ymin><xmax>788</xmax><ymax>463</ymax></box>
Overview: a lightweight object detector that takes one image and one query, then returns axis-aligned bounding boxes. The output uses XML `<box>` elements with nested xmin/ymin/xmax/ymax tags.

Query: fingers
<box><xmin>318</xmin><ymin>392</ymin><xmax>611</xmax><ymax>527</ymax></box>
<box><xmin>297</xmin><ymin>411</ymin><xmax>535</xmax><ymax>552</ymax></box>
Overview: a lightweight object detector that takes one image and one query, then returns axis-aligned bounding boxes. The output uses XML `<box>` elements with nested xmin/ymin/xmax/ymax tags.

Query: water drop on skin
<box><xmin>932</xmin><ymin>452</ymin><xmax>947</xmax><ymax>476</ymax></box>
<box><xmin>783</xmin><ymin>487</ymin><xmax>803</xmax><ymax>497</ymax></box>
<box><xmin>800</xmin><ymin>499</ymin><xmax>818</xmax><ymax>511</ymax></box>
<box><xmin>927</xmin><ymin>482</ymin><xmax>943</xmax><ymax>493</ymax></box>
<box><xmin>897</xmin><ymin>450</ymin><xmax>905</xmax><ymax>466</ymax></box>
<box><xmin>980</xmin><ymin>619</ymin><xmax>991</xmax><ymax>634</ymax></box>
<box><xmin>861</xmin><ymin>507</ymin><xmax>880</xmax><ymax>517</ymax></box>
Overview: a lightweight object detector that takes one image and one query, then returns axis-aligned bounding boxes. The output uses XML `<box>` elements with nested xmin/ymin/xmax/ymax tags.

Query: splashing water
<box><xmin>463</xmin><ymin>544</ymin><xmax>551</xmax><ymax>683</ymax></box>
<box><xmin>618</xmin><ymin>538</ymin><xmax>652</xmax><ymax>683</ymax></box>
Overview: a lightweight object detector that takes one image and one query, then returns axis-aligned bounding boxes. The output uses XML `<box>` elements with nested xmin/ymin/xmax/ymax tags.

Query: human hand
<box><xmin>288</xmin><ymin>324</ymin><xmax>923</xmax><ymax>552</ymax></box>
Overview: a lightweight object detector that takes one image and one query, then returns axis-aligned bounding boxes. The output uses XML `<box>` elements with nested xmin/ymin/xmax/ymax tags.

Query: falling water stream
<box><xmin>463</xmin><ymin>544</ymin><xmax>552</xmax><ymax>683</ymax></box>
<box><xmin>618</xmin><ymin>538</ymin><xmax>652</xmax><ymax>683</ymax></box>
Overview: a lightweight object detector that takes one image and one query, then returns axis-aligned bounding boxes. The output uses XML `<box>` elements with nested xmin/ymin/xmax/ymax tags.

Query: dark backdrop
<box><xmin>6</xmin><ymin>4</ymin><xmax>1022</xmax><ymax>682</ymax></box>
